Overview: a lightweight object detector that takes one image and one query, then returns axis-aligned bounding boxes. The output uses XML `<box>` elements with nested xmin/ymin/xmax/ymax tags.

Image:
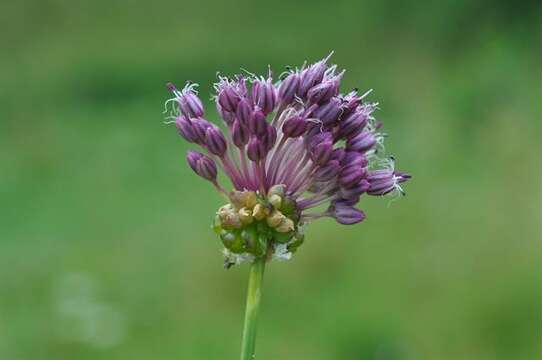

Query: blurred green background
<box><xmin>2</xmin><ymin>0</ymin><xmax>542</xmax><ymax>359</ymax></box>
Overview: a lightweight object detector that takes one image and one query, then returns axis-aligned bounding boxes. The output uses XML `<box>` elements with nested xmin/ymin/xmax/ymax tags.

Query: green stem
<box><xmin>240</xmin><ymin>257</ymin><xmax>266</xmax><ymax>360</ymax></box>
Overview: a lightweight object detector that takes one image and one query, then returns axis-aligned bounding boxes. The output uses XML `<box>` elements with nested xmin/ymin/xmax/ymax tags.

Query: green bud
<box><xmin>220</xmin><ymin>230</ymin><xmax>244</xmax><ymax>253</ymax></box>
<box><xmin>242</xmin><ymin>227</ymin><xmax>267</xmax><ymax>257</ymax></box>
<box><xmin>212</xmin><ymin>214</ymin><xmax>222</xmax><ymax>234</ymax></box>
<box><xmin>256</xmin><ymin>221</ymin><xmax>272</xmax><ymax>236</ymax></box>
<box><xmin>287</xmin><ymin>231</ymin><xmax>305</xmax><ymax>253</ymax></box>
<box><xmin>273</xmin><ymin>230</ymin><xmax>293</xmax><ymax>244</ymax></box>
<box><xmin>280</xmin><ymin>196</ymin><xmax>296</xmax><ymax>216</ymax></box>
<box><xmin>268</xmin><ymin>194</ymin><xmax>282</xmax><ymax>209</ymax></box>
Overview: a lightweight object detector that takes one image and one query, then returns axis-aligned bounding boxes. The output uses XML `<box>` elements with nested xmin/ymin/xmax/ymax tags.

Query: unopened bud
<box><xmin>346</xmin><ymin>131</ymin><xmax>376</xmax><ymax>152</ymax></box>
<box><xmin>266</xmin><ymin>210</ymin><xmax>286</xmax><ymax>228</ymax></box>
<box><xmin>268</xmin><ymin>194</ymin><xmax>282</xmax><ymax>209</ymax></box>
<box><xmin>220</xmin><ymin>229</ymin><xmax>244</xmax><ymax>253</ymax></box>
<box><xmin>278</xmin><ymin>72</ymin><xmax>300</xmax><ymax>104</ymax></box>
<box><xmin>238</xmin><ymin>207</ymin><xmax>253</xmax><ymax>225</ymax></box>
<box><xmin>253</xmin><ymin>203</ymin><xmax>270</xmax><ymax>220</ymax></box>
<box><xmin>218</xmin><ymin>204</ymin><xmax>242</xmax><ymax>229</ymax></box>
<box><xmin>186</xmin><ymin>150</ymin><xmax>217</xmax><ymax>181</ymax></box>
<box><xmin>229</xmin><ymin>191</ymin><xmax>257</xmax><ymax>209</ymax></box>
<box><xmin>275</xmin><ymin>217</ymin><xmax>295</xmax><ymax>233</ymax></box>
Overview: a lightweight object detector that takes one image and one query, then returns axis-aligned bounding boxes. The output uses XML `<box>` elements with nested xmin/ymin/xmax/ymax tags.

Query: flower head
<box><xmin>166</xmin><ymin>54</ymin><xmax>411</xmax><ymax>267</ymax></box>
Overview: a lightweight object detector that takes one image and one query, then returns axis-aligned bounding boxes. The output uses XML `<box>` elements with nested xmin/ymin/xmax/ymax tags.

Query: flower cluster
<box><xmin>166</xmin><ymin>54</ymin><xmax>410</xmax><ymax>267</ymax></box>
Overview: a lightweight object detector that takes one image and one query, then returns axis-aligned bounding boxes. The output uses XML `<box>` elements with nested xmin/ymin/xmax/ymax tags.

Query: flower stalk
<box><xmin>240</xmin><ymin>257</ymin><xmax>266</xmax><ymax>360</ymax></box>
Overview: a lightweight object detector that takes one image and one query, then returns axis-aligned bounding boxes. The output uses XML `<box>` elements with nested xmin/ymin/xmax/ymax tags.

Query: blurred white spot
<box><xmin>52</xmin><ymin>272</ymin><xmax>126</xmax><ymax>349</ymax></box>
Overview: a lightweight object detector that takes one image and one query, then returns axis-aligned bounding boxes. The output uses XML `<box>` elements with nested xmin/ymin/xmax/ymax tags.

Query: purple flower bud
<box><xmin>367</xmin><ymin>169</ymin><xmax>406</xmax><ymax>196</ymax></box>
<box><xmin>216</xmin><ymin>98</ymin><xmax>235</xmax><ymax>126</ymax></box>
<box><xmin>236</xmin><ymin>98</ymin><xmax>252</xmax><ymax>127</ymax></box>
<box><xmin>315</xmin><ymin>160</ymin><xmax>340</xmax><ymax>181</ymax></box>
<box><xmin>331</xmin><ymin>203</ymin><xmax>366</xmax><ymax>225</ymax></box>
<box><xmin>205</xmin><ymin>127</ymin><xmax>227</xmax><ymax>157</ymax></box>
<box><xmin>310</xmin><ymin>140</ymin><xmax>333</xmax><ymax>166</ymax></box>
<box><xmin>232</xmin><ymin>120</ymin><xmax>249</xmax><ymax>148</ymax></box>
<box><xmin>282</xmin><ymin>115</ymin><xmax>307</xmax><ymax>138</ymax></box>
<box><xmin>191</xmin><ymin>117</ymin><xmax>213</xmax><ymax>144</ymax></box>
<box><xmin>339</xmin><ymin>165</ymin><xmax>367</xmax><ymax>188</ymax></box>
<box><xmin>248</xmin><ymin>108</ymin><xmax>267</xmax><ymax>136</ymax></box>
<box><xmin>337</xmin><ymin>196</ymin><xmax>360</xmax><ymax>206</ymax></box>
<box><xmin>308</xmin><ymin>131</ymin><xmax>333</xmax><ymax>150</ymax></box>
<box><xmin>247</xmin><ymin>137</ymin><xmax>265</xmax><ymax>162</ymax></box>
<box><xmin>340</xmin><ymin>179</ymin><xmax>370</xmax><ymax>199</ymax></box>
<box><xmin>338</xmin><ymin>109</ymin><xmax>368</xmax><ymax>140</ymax></box>
<box><xmin>217</xmin><ymin>81</ymin><xmax>240</xmax><ymax>112</ymax></box>
<box><xmin>175</xmin><ymin>115</ymin><xmax>198</xmax><ymax>143</ymax></box>
<box><xmin>278</xmin><ymin>72</ymin><xmax>300</xmax><ymax>104</ymax></box>
<box><xmin>307</xmin><ymin>78</ymin><xmax>339</xmax><ymax>104</ymax></box>
<box><xmin>331</xmin><ymin>148</ymin><xmax>346</xmax><ymax>163</ymax></box>
<box><xmin>341</xmin><ymin>151</ymin><xmax>368</xmax><ymax>167</ymax></box>
<box><xmin>186</xmin><ymin>150</ymin><xmax>217</xmax><ymax>181</ymax></box>
<box><xmin>170</xmin><ymin>83</ymin><xmax>204</xmax><ymax>118</ymax></box>
<box><xmin>261</xmin><ymin>124</ymin><xmax>277</xmax><ymax>152</ymax></box>
<box><xmin>366</xmin><ymin>169</ymin><xmax>409</xmax><ymax>196</ymax></box>
<box><xmin>298</xmin><ymin>58</ymin><xmax>328</xmax><ymax>97</ymax></box>
<box><xmin>341</xmin><ymin>91</ymin><xmax>362</xmax><ymax>116</ymax></box>
<box><xmin>346</xmin><ymin>131</ymin><xmax>376</xmax><ymax>152</ymax></box>
<box><xmin>312</xmin><ymin>97</ymin><xmax>343</xmax><ymax>125</ymax></box>
<box><xmin>252</xmin><ymin>78</ymin><xmax>277</xmax><ymax>115</ymax></box>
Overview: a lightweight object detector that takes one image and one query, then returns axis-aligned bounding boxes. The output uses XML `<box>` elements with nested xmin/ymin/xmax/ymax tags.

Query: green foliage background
<box><xmin>1</xmin><ymin>1</ymin><xmax>542</xmax><ymax>359</ymax></box>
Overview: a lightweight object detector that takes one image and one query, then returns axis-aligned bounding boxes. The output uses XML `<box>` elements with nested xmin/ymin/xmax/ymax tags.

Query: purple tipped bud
<box><xmin>247</xmin><ymin>137</ymin><xmax>265</xmax><ymax>162</ymax></box>
<box><xmin>261</xmin><ymin>125</ymin><xmax>277</xmax><ymax>152</ymax></box>
<box><xmin>331</xmin><ymin>148</ymin><xmax>346</xmax><ymax>163</ymax></box>
<box><xmin>331</xmin><ymin>203</ymin><xmax>366</xmax><ymax>225</ymax></box>
<box><xmin>186</xmin><ymin>150</ymin><xmax>217</xmax><ymax>181</ymax></box>
<box><xmin>312</xmin><ymin>97</ymin><xmax>343</xmax><ymax>125</ymax></box>
<box><xmin>215</xmin><ymin>98</ymin><xmax>235</xmax><ymax>126</ymax></box>
<box><xmin>217</xmin><ymin>82</ymin><xmax>240</xmax><ymax>112</ymax></box>
<box><xmin>341</xmin><ymin>91</ymin><xmax>363</xmax><ymax>116</ymax></box>
<box><xmin>341</xmin><ymin>151</ymin><xmax>368</xmax><ymax>167</ymax></box>
<box><xmin>339</xmin><ymin>165</ymin><xmax>367</xmax><ymax>188</ymax></box>
<box><xmin>232</xmin><ymin>120</ymin><xmax>249</xmax><ymax>148</ymax></box>
<box><xmin>366</xmin><ymin>169</ymin><xmax>410</xmax><ymax>196</ymax></box>
<box><xmin>175</xmin><ymin>116</ymin><xmax>198</xmax><ymax>143</ymax></box>
<box><xmin>236</xmin><ymin>98</ymin><xmax>252</xmax><ymax>127</ymax></box>
<box><xmin>282</xmin><ymin>115</ymin><xmax>307</xmax><ymax>138</ymax></box>
<box><xmin>308</xmin><ymin>131</ymin><xmax>333</xmax><ymax>150</ymax></box>
<box><xmin>174</xmin><ymin>85</ymin><xmax>204</xmax><ymax>118</ymax></box>
<box><xmin>346</xmin><ymin>131</ymin><xmax>376</xmax><ymax>152</ymax></box>
<box><xmin>278</xmin><ymin>72</ymin><xmax>300</xmax><ymax>104</ymax></box>
<box><xmin>205</xmin><ymin>127</ymin><xmax>227</xmax><ymax>157</ymax></box>
<box><xmin>307</xmin><ymin>78</ymin><xmax>339</xmax><ymax>104</ymax></box>
<box><xmin>298</xmin><ymin>58</ymin><xmax>328</xmax><ymax>97</ymax></box>
<box><xmin>340</xmin><ymin>179</ymin><xmax>370</xmax><ymax>199</ymax></box>
<box><xmin>252</xmin><ymin>78</ymin><xmax>277</xmax><ymax>115</ymax></box>
<box><xmin>339</xmin><ymin>109</ymin><xmax>368</xmax><ymax>139</ymax></box>
<box><xmin>191</xmin><ymin>117</ymin><xmax>213</xmax><ymax>144</ymax></box>
<box><xmin>248</xmin><ymin>109</ymin><xmax>267</xmax><ymax>136</ymax></box>
<box><xmin>315</xmin><ymin>160</ymin><xmax>340</xmax><ymax>181</ymax></box>
<box><xmin>337</xmin><ymin>196</ymin><xmax>360</xmax><ymax>206</ymax></box>
<box><xmin>310</xmin><ymin>140</ymin><xmax>333</xmax><ymax>166</ymax></box>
